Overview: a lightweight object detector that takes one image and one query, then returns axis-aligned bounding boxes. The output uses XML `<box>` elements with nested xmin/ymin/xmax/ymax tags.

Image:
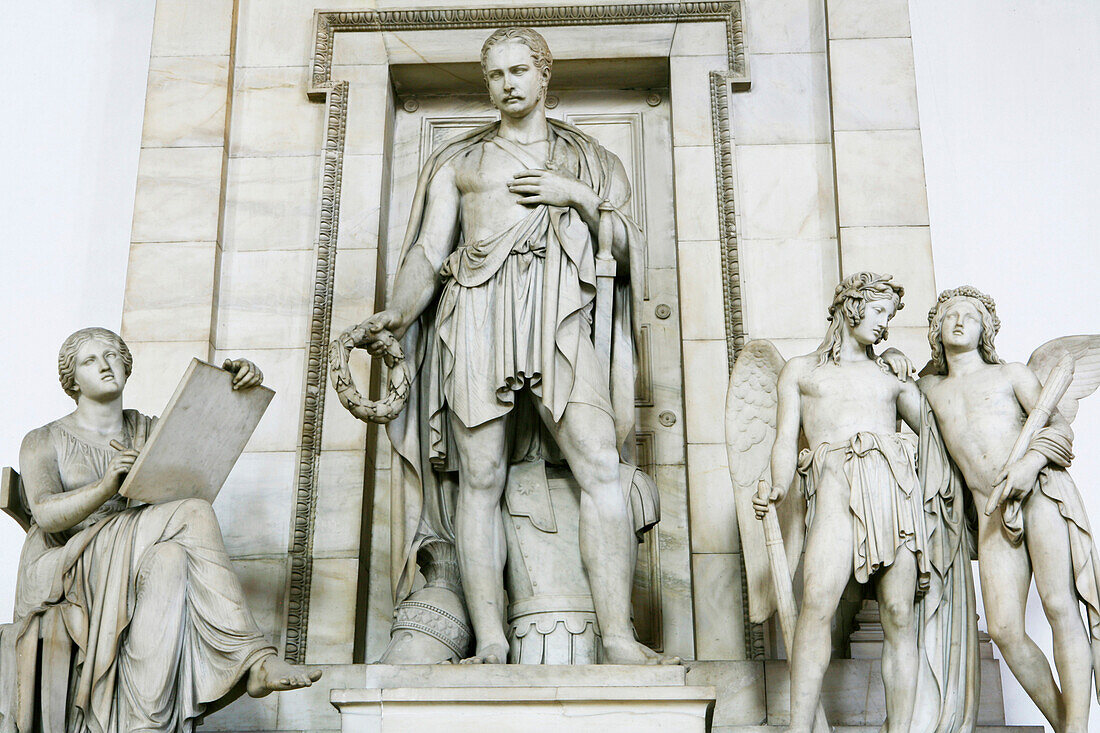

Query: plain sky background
<box><xmin>1</xmin><ymin>1</ymin><xmax>1098</xmax><ymax>728</ymax></box>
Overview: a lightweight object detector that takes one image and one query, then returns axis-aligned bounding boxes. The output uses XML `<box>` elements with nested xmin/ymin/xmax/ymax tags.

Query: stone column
<box><xmin>825</xmin><ymin>0</ymin><xmax>936</xmax><ymax>359</ymax></box>
<box><xmin>122</xmin><ymin>0</ymin><xmax>236</xmax><ymax>409</ymax></box>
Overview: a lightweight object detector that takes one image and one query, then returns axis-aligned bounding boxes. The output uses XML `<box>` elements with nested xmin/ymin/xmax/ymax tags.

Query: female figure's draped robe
<box><xmin>386</xmin><ymin>119</ymin><xmax>647</xmax><ymax>603</ymax></box>
<box><xmin>0</xmin><ymin>410</ymin><xmax>274</xmax><ymax>733</ymax></box>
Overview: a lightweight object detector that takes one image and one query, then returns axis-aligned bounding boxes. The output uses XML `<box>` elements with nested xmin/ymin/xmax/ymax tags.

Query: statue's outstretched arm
<box><xmin>19</xmin><ymin>427</ymin><xmax>132</xmax><ymax>534</ymax></box>
<box><xmin>368</xmin><ymin>164</ymin><xmax>460</xmax><ymax>339</ymax></box>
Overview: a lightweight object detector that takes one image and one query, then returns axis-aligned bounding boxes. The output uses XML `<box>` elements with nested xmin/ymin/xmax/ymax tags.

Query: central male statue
<box><xmin>364</xmin><ymin>28</ymin><xmax>658</xmax><ymax>664</ymax></box>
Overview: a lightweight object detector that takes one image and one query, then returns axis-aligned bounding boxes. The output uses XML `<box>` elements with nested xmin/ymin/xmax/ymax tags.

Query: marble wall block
<box><xmin>338</xmin><ymin>154</ymin><xmax>385</xmax><ymax>251</ymax></box>
<box><xmin>739</xmin><ymin>238</ymin><xmax>839</xmax><ymax>339</ymax></box>
<box><xmin>826</xmin><ymin>0</ymin><xmax>912</xmax><ymax>39</ymax></box>
<box><xmin>729</xmin><ymin>52</ymin><xmax>830</xmax><ymax>145</ymax></box>
<box><xmin>829</xmin><ymin>38</ymin><xmax>920</xmax><ymax>131</ymax></box>
<box><xmin>685</xmin><ymin>661</ymin><xmax>767</xmax><ymax>726</ymax></box>
<box><xmin>670</xmin><ymin>22</ymin><xmax>729</xmax><ymax>58</ymax></box>
<box><xmin>229</xmin><ymin>67</ymin><xmax>326</xmax><ymax>159</ymax></box>
<box><xmin>231</xmin><ymin>557</ymin><xmax>292</xmax><ymax>643</ymax></box>
<box><xmin>120</xmin><ymin>340</ymin><xmax>212</xmax><ymax>415</ymax></box>
<box><xmin>648</xmin><ymin>465</ymin><xmax>694</xmax><ymax>660</ymax></box>
<box><xmin>363</xmin><ymin>466</ymin><xmax>393</xmax><ymax>663</ymax></box>
<box><xmin>692</xmin><ymin>553</ymin><xmax>746</xmax><ymax>660</ymax></box>
<box><xmin>677</xmin><ymin>241</ymin><xmax>727</xmax><ymax>341</ymax></box>
<box><xmin>682</xmin><ymin>340</ymin><xmax>730</xmax><ymax>444</ymax></box>
<box><xmin>307</xmin><ymin>557</ymin><xmax>360</xmax><ymax>664</ymax></box>
<box><xmin>223</xmin><ymin>155</ymin><xmax>322</xmax><ymax>252</ymax></box>
<box><xmin>141</xmin><ymin>56</ymin><xmax>230</xmax><ymax>148</ymax></box>
<box><xmin>149</xmin><ymin>0</ymin><xmax>234</xmax><ymax>58</ymax></box>
<box><xmin>672</xmin><ymin>146</ymin><xmax>720</xmax><ymax>242</ymax></box>
<box><xmin>214</xmin><ymin>450</ymin><xmax>297</xmax><ymax>557</ymax></box>
<box><xmin>131</xmin><ymin>147</ymin><xmax>223</xmax><ymax>243</ymax></box>
<box><xmin>121</xmin><ymin>241</ymin><xmax>216</xmax><ymax>343</ymax></box>
<box><xmin>313</xmin><ymin>450</ymin><xmax>368</xmax><ymax>558</ymax></box>
<box><xmin>669</xmin><ymin>55</ymin><xmax>727</xmax><ymax>146</ymax></box>
<box><xmin>214</xmin><ymin>249</ymin><xmax>317</xmax><ymax>350</ymax></box>
<box><xmin>834</xmin><ymin>130</ymin><xmax>930</xmax><ymax>228</ymax></box>
<box><xmin>341</xmin><ymin>66</ymin><xmax>394</xmax><ymax>158</ymax></box>
<box><xmin>687</xmin><ymin>443</ymin><xmax>739</xmax><ymax>555</ymax></box>
<box><xmin>379</xmin><ymin>23</ymin><xmax>679</xmax><ymax>68</ymax></box>
<box><xmin>734</xmin><ymin>144</ymin><xmax>836</xmax><ymax>241</ymax></box>
<box><xmin>743</xmin><ymin>0</ymin><xmax>826</xmax><ymax>54</ymax></box>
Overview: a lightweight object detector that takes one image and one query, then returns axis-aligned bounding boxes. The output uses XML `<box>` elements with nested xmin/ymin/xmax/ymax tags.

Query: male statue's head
<box><xmin>926</xmin><ymin>286</ymin><xmax>1002</xmax><ymax>374</ymax></box>
<box><xmin>816</xmin><ymin>272</ymin><xmax>905</xmax><ymax>365</ymax></box>
<box><xmin>480</xmin><ymin>27</ymin><xmax>553</xmax><ymax>118</ymax></box>
<box><xmin>58</xmin><ymin>327</ymin><xmax>133</xmax><ymax>403</ymax></box>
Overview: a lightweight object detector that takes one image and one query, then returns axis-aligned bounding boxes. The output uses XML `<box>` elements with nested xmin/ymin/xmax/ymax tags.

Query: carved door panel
<box><xmin>381</xmin><ymin>89</ymin><xmax>691</xmax><ymax>657</ymax></box>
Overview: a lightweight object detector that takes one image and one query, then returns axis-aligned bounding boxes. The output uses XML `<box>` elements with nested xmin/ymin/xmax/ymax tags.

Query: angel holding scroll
<box><xmin>729</xmin><ymin>273</ymin><xmax>978</xmax><ymax>733</ymax></box>
<box><xmin>917</xmin><ymin>287</ymin><xmax>1100</xmax><ymax>733</ymax></box>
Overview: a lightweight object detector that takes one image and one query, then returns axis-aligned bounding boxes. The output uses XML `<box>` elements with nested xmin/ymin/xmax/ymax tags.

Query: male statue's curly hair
<box><xmin>926</xmin><ymin>286</ymin><xmax>1002</xmax><ymax>375</ymax></box>
<box><xmin>480</xmin><ymin>27</ymin><xmax>553</xmax><ymax>96</ymax></box>
<box><xmin>814</xmin><ymin>272</ymin><xmax>905</xmax><ymax>366</ymax></box>
<box><xmin>58</xmin><ymin>327</ymin><xmax>133</xmax><ymax>401</ymax></box>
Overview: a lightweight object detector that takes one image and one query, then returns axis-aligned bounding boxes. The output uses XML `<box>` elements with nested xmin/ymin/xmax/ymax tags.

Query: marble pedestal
<box><xmin>329</xmin><ymin>665</ymin><xmax>714</xmax><ymax>733</ymax></box>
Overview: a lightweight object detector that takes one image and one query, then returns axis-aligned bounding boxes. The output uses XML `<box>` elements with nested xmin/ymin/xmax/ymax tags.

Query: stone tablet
<box><xmin>119</xmin><ymin>358</ymin><xmax>274</xmax><ymax>503</ymax></box>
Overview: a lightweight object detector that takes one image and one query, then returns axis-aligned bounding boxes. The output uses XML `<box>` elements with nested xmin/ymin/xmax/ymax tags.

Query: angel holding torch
<box><xmin>917</xmin><ymin>287</ymin><xmax>1100</xmax><ymax>733</ymax></box>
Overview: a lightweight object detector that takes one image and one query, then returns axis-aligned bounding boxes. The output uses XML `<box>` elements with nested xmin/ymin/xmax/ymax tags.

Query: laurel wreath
<box><xmin>328</xmin><ymin>324</ymin><xmax>410</xmax><ymax>424</ymax></box>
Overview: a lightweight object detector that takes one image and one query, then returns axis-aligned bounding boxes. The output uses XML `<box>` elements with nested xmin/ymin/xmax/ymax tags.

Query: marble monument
<box><xmin>1</xmin><ymin>0</ymin><xmax>1072</xmax><ymax>730</ymax></box>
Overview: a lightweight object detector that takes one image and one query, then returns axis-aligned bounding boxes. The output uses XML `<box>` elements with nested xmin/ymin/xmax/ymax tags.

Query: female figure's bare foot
<box><xmin>459</xmin><ymin>641</ymin><xmax>509</xmax><ymax>664</ymax></box>
<box><xmin>602</xmin><ymin>636</ymin><xmax>681</xmax><ymax>665</ymax></box>
<box><xmin>246</xmin><ymin>653</ymin><xmax>323</xmax><ymax>697</ymax></box>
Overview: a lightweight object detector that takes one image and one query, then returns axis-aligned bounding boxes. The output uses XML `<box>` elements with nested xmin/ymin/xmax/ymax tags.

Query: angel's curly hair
<box><xmin>480</xmin><ymin>28</ymin><xmax>553</xmax><ymax>94</ymax></box>
<box><xmin>815</xmin><ymin>272</ymin><xmax>904</xmax><ymax>366</ymax></box>
<box><xmin>926</xmin><ymin>286</ymin><xmax>1002</xmax><ymax>374</ymax></box>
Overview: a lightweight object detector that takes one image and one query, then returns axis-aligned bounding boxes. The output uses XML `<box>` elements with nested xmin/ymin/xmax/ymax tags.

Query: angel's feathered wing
<box><xmin>725</xmin><ymin>340</ymin><xmax>807</xmax><ymax>624</ymax></box>
<box><xmin>1028</xmin><ymin>335</ymin><xmax>1100</xmax><ymax>423</ymax></box>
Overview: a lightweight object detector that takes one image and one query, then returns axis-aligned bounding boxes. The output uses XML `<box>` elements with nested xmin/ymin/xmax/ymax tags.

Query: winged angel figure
<box><xmin>918</xmin><ymin>286</ymin><xmax>1100</xmax><ymax>733</ymax></box>
<box><xmin>726</xmin><ymin>273</ymin><xmax>979</xmax><ymax>733</ymax></box>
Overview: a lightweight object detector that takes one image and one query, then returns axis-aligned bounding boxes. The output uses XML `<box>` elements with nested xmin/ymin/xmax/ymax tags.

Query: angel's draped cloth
<box><xmin>798</xmin><ymin>431</ymin><xmax>932</xmax><ymax>595</ymax></box>
<box><xmin>996</xmin><ymin>419</ymin><xmax>1100</xmax><ymax>699</ymax></box>
<box><xmin>799</xmin><ymin>408</ymin><xmax>982</xmax><ymax>732</ymax></box>
<box><xmin>0</xmin><ymin>411</ymin><xmax>274</xmax><ymax>733</ymax></box>
<box><xmin>386</xmin><ymin>120</ymin><xmax>647</xmax><ymax>603</ymax></box>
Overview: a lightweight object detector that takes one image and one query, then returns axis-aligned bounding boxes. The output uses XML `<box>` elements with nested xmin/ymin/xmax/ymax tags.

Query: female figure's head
<box><xmin>58</xmin><ymin>327</ymin><xmax>133</xmax><ymax>402</ymax></box>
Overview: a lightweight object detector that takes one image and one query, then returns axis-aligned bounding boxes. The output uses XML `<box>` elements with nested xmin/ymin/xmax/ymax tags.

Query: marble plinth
<box><xmin>332</xmin><ymin>686</ymin><xmax>716</xmax><ymax>733</ymax></box>
<box><xmin>200</xmin><ymin>658</ymin><xmax>1026</xmax><ymax>732</ymax></box>
<box><xmin>329</xmin><ymin>665</ymin><xmax>713</xmax><ymax>733</ymax></box>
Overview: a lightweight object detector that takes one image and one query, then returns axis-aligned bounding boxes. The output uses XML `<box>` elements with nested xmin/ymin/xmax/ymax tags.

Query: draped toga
<box><xmin>386</xmin><ymin>120</ymin><xmax>647</xmax><ymax>603</ymax></box>
<box><xmin>797</xmin><ymin>417</ymin><xmax>981</xmax><ymax>733</ymax></box>
<box><xmin>0</xmin><ymin>410</ymin><xmax>274</xmax><ymax>733</ymax></box>
<box><xmin>798</xmin><ymin>431</ymin><xmax>931</xmax><ymax>594</ymax></box>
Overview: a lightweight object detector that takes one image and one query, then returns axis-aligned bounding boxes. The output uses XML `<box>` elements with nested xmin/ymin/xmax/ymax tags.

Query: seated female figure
<box><xmin>1</xmin><ymin>327</ymin><xmax>319</xmax><ymax>732</ymax></box>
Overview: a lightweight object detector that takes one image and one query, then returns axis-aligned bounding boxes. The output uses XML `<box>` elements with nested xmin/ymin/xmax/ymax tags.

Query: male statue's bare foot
<box><xmin>602</xmin><ymin>636</ymin><xmax>682</xmax><ymax>665</ymax></box>
<box><xmin>246</xmin><ymin>653</ymin><xmax>323</xmax><ymax>697</ymax></box>
<box><xmin>459</xmin><ymin>641</ymin><xmax>509</xmax><ymax>664</ymax></box>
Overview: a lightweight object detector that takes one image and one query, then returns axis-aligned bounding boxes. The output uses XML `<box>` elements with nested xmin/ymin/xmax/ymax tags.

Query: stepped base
<box><xmin>197</xmin><ymin>656</ymin><xmax>1027</xmax><ymax>732</ymax></box>
<box><xmin>712</xmin><ymin>721</ymin><xmax>1038</xmax><ymax>726</ymax></box>
<box><xmin>333</xmin><ymin>684</ymin><xmax>715</xmax><ymax>732</ymax></box>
